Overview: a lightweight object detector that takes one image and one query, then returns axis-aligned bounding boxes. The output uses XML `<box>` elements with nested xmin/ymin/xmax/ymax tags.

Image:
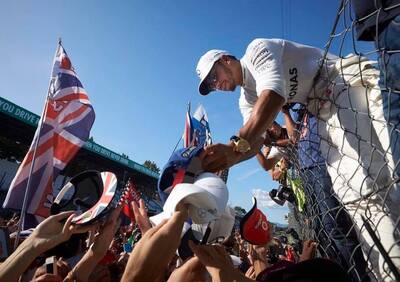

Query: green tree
<box><xmin>143</xmin><ymin>160</ymin><xmax>160</xmax><ymax>174</ymax></box>
<box><xmin>234</xmin><ymin>206</ymin><xmax>247</xmax><ymax>217</ymax></box>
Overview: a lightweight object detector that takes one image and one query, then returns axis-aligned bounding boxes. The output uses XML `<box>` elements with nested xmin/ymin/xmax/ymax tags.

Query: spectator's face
<box><xmin>267</xmin><ymin>123</ymin><xmax>282</xmax><ymax>139</ymax></box>
<box><xmin>272</xmin><ymin>166</ymin><xmax>284</xmax><ymax>181</ymax></box>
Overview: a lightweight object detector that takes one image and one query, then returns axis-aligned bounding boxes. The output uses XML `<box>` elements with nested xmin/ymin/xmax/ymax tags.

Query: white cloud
<box><xmin>252</xmin><ymin>188</ymin><xmax>282</xmax><ymax>208</ymax></box>
<box><xmin>236</xmin><ymin>168</ymin><xmax>262</xmax><ymax>181</ymax></box>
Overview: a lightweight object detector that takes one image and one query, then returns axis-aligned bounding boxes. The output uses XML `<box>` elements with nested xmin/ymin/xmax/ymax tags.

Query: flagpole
<box><xmin>172</xmin><ymin>102</ymin><xmax>191</xmax><ymax>153</ymax></box>
<box><xmin>172</xmin><ymin>136</ymin><xmax>182</xmax><ymax>153</ymax></box>
<box><xmin>14</xmin><ymin>40</ymin><xmax>61</xmax><ymax>250</ymax></box>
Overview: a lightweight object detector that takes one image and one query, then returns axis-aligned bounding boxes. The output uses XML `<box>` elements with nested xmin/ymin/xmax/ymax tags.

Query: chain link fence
<box><xmin>277</xmin><ymin>1</ymin><xmax>400</xmax><ymax>281</ymax></box>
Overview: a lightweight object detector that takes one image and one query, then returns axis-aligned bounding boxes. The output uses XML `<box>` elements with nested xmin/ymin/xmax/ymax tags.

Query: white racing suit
<box><xmin>307</xmin><ymin>55</ymin><xmax>400</xmax><ymax>281</ymax></box>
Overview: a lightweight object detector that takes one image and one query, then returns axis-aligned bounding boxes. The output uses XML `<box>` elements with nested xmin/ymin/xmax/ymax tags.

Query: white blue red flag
<box><xmin>183</xmin><ymin>104</ymin><xmax>212</xmax><ymax>148</ymax></box>
<box><xmin>183</xmin><ymin>103</ymin><xmax>193</xmax><ymax>148</ymax></box>
<box><xmin>3</xmin><ymin>42</ymin><xmax>95</xmax><ymax>220</ymax></box>
<box><xmin>192</xmin><ymin>104</ymin><xmax>212</xmax><ymax>147</ymax></box>
<box><xmin>190</xmin><ymin>105</ymin><xmax>229</xmax><ymax>182</ymax></box>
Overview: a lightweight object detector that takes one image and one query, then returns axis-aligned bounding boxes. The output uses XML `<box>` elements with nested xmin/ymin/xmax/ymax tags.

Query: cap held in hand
<box><xmin>150</xmin><ymin>172</ymin><xmax>229</xmax><ymax>225</ymax></box>
<box><xmin>240</xmin><ymin>197</ymin><xmax>271</xmax><ymax>245</ymax></box>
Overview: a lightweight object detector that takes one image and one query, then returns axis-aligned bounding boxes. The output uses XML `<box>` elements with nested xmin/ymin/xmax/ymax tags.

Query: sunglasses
<box><xmin>204</xmin><ymin>62</ymin><xmax>220</xmax><ymax>91</ymax></box>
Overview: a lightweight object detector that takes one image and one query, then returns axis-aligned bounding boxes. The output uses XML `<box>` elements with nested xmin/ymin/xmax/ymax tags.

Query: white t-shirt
<box><xmin>239</xmin><ymin>38</ymin><xmax>337</xmax><ymax>124</ymax></box>
<box><xmin>268</xmin><ymin>146</ymin><xmax>286</xmax><ymax>160</ymax></box>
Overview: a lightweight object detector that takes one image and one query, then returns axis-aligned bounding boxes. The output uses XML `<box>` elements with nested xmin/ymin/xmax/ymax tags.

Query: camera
<box><xmin>269</xmin><ymin>184</ymin><xmax>296</xmax><ymax>206</ymax></box>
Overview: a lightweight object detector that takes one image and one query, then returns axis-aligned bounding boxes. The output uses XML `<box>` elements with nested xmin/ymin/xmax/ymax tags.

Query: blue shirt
<box><xmin>295</xmin><ymin>112</ymin><xmax>326</xmax><ymax>169</ymax></box>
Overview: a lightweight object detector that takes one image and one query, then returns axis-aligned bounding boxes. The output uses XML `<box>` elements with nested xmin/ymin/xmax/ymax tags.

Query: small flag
<box><xmin>183</xmin><ymin>103</ymin><xmax>193</xmax><ymax>148</ymax></box>
<box><xmin>192</xmin><ymin>104</ymin><xmax>212</xmax><ymax>147</ymax></box>
<box><xmin>121</xmin><ymin>179</ymin><xmax>142</xmax><ymax>222</ymax></box>
<box><xmin>183</xmin><ymin>103</ymin><xmax>212</xmax><ymax>149</ymax></box>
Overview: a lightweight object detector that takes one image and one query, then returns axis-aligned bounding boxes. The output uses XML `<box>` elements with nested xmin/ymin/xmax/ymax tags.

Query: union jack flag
<box><xmin>3</xmin><ymin>42</ymin><xmax>95</xmax><ymax>220</ymax></box>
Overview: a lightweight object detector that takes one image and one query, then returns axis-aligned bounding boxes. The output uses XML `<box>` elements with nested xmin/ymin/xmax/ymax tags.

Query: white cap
<box><xmin>150</xmin><ymin>172</ymin><xmax>229</xmax><ymax>225</ymax></box>
<box><xmin>209</xmin><ymin>205</ymin><xmax>235</xmax><ymax>239</ymax></box>
<box><xmin>191</xmin><ymin>206</ymin><xmax>235</xmax><ymax>243</ymax></box>
<box><xmin>194</xmin><ymin>172</ymin><xmax>228</xmax><ymax>214</ymax></box>
<box><xmin>196</xmin><ymin>49</ymin><xmax>230</xmax><ymax>95</ymax></box>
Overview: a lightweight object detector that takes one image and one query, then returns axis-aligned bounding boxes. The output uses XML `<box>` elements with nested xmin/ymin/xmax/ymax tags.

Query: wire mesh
<box><xmin>278</xmin><ymin>1</ymin><xmax>400</xmax><ymax>281</ymax></box>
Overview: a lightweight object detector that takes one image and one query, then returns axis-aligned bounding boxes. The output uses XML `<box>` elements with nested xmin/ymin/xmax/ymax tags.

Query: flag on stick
<box><xmin>182</xmin><ymin>103</ymin><xmax>212</xmax><ymax>149</ymax></box>
<box><xmin>121</xmin><ymin>179</ymin><xmax>142</xmax><ymax>222</ymax></box>
<box><xmin>183</xmin><ymin>103</ymin><xmax>193</xmax><ymax>148</ymax></box>
<box><xmin>192</xmin><ymin>104</ymin><xmax>212</xmax><ymax>147</ymax></box>
<box><xmin>3</xmin><ymin>41</ymin><xmax>95</xmax><ymax>219</ymax></box>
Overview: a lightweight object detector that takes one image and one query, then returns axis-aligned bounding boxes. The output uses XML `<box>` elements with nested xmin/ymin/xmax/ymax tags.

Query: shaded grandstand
<box><xmin>0</xmin><ymin>96</ymin><xmax>162</xmax><ymax>216</ymax></box>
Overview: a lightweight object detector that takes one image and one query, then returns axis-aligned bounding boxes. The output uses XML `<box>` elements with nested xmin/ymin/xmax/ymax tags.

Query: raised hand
<box><xmin>131</xmin><ymin>199</ymin><xmax>151</xmax><ymax>234</ymax></box>
<box><xmin>90</xmin><ymin>207</ymin><xmax>122</xmax><ymax>258</ymax></box>
<box><xmin>121</xmin><ymin>204</ymin><xmax>188</xmax><ymax>282</ymax></box>
<box><xmin>30</xmin><ymin>211</ymin><xmax>94</xmax><ymax>254</ymax></box>
<box><xmin>167</xmin><ymin>256</ymin><xmax>206</xmax><ymax>282</ymax></box>
<box><xmin>248</xmin><ymin>244</ymin><xmax>269</xmax><ymax>277</ymax></box>
<box><xmin>0</xmin><ymin>212</ymin><xmax>93</xmax><ymax>282</ymax></box>
<box><xmin>65</xmin><ymin>207</ymin><xmax>121</xmax><ymax>282</ymax></box>
<box><xmin>189</xmin><ymin>242</ymin><xmax>253</xmax><ymax>282</ymax></box>
<box><xmin>201</xmin><ymin>143</ymin><xmax>240</xmax><ymax>172</ymax></box>
<box><xmin>299</xmin><ymin>240</ymin><xmax>317</xmax><ymax>262</ymax></box>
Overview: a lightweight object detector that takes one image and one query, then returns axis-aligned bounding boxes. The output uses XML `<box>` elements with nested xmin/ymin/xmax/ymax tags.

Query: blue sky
<box><xmin>0</xmin><ymin>1</ymin><xmax>375</xmax><ymax>223</ymax></box>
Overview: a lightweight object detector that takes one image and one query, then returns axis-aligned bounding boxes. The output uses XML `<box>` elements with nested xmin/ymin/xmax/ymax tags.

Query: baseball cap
<box><xmin>178</xmin><ymin>206</ymin><xmax>235</xmax><ymax>260</ymax></box>
<box><xmin>191</xmin><ymin>205</ymin><xmax>235</xmax><ymax>243</ymax></box>
<box><xmin>71</xmin><ymin>171</ymin><xmax>120</xmax><ymax>225</ymax></box>
<box><xmin>240</xmin><ymin>197</ymin><xmax>271</xmax><ymax>245</ymax></box>
<box><xmin>196</xmin><ymin>49</ymin><xmax>230</xmax><ymax>95</ymax></box>
<box><xmin>157</xmin><ymin>145</ymin><xmax>203</xmax><ymax>204</ymax></box>
<box><xmin>150</xmin><ymin>172</ymin><xmax>229</xmax><ymax>225</ymax></box>
<box><xmin>51</xmin><ymin>170</ymin><xmax>121</xmax><ymax>225</ymax></box>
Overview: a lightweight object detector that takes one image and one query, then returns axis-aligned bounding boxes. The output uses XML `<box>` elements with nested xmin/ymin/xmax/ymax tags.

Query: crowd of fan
<box><xmin>1</xmin><ymin>1</ymin><xmax>399</xmax><ymax>281</ymax></box>
<box><xmin>0</xmin><ymin>198</ymin><xmax>353</xmax><ymax>282</ymax></box>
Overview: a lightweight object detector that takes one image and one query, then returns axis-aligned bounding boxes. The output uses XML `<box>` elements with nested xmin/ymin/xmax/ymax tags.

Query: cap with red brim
<box><xmin>240</xmin><ymin>197</ymin><xmax>271</xmax><ymax>245</ymax></box>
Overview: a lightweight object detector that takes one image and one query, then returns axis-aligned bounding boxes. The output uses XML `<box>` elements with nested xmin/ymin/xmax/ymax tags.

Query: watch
<box><xmin>230</xmin><ymin>135</ymin><xmax>251</xmax><ymax>153</ymax></box>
